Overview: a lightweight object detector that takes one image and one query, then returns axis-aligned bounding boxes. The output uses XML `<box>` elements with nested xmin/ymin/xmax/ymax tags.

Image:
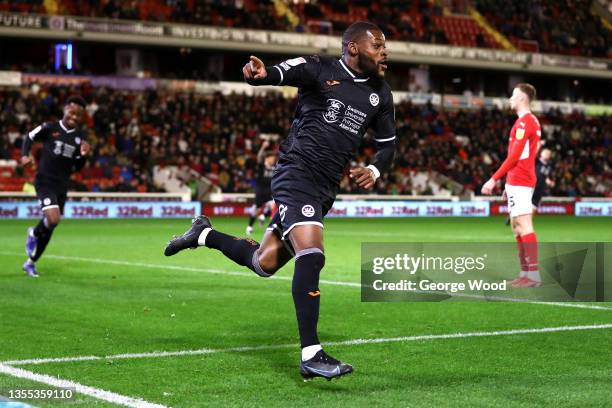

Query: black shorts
<box><xmin>532</xmin><ymin>187</ymin><xmax>544</xmax><ymax>207</ymax></box>
<box><xmin>268</xmin><ymin>158</ymin><xmax>336</xmax><ymax>238</ymax></box>
<box><xmin>35</xmin><ymin>179</ymin><xmax>68</xmax><ymax>214</ymax></box>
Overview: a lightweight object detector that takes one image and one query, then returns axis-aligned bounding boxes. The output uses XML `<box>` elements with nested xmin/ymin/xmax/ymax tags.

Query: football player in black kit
<box><xmin>165</xmin><ymin>21</ymin><xmax>395</xmax><ymax>380</ymax></box>
<box><xmin>246</xmin><ymin>140</ymin><xmax>277</xmax><ymax>236</ymax></box>
<box><xmin>532</xmin><ymin>148</ymin><xmax>554</xmax><ymax>208</ymax></box>
<box><xmin>21</xmin><ymin>96</ymin><xmax>90</xmax><ymax>277</ymax></box>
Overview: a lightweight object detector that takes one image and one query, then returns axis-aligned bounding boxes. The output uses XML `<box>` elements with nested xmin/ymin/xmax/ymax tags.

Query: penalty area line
<box><xmin>4</xmin><ymin>323</ymin><xmax>612</xmax><ymax>367</ymax></box>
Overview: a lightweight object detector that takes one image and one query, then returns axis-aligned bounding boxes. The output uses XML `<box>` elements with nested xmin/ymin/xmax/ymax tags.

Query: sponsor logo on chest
<box><xmin>52</xmin><ymin>140</ymin><xmax>77</xmax><ymax>158</ymax></box>
<box><xmin>322</xmin><ymin>95</ymin><xmax>373</xmax><ymax>135</ymax></box>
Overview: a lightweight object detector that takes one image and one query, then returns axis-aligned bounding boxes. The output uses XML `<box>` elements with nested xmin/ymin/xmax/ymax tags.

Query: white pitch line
<box><xmin>0</xmin><ymin>252</ymin><xmax>362</xmax><ymax>288</ymax></box>
<box><xmin>1</xmin><ymin>252</ymin><xmax>610</xmax><ymax>311</ymax></box>
<box><xmin>4</xmin><ymin>323</ymin><xmax>612</xmax><ymax>367</ymax></box>
<box><xmin>0</xmin><ymin>363</ymin><xmax>168</xmax><ymax>408</ymax></box>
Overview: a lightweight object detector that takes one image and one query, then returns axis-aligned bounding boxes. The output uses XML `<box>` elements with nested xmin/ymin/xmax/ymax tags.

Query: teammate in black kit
<box><xmin>164</xmin><ymin>21</ymin><xmax>395</xmax><ymax>380</ymax></box>
<box><xmin>246</xmin><ymin>140</ymin><xmax>277</xmax><ymax>236</ymax></box>
<box><xmin>21</xmin><ymin>96</ymin><xmax>90</xmax><ymax>277</ymax></box>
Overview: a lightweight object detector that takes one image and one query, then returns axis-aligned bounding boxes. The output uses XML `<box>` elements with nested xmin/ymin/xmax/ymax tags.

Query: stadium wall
<box><xmin>0</xmin><ymin>12</ymin><xmax>610</xmax><ymax>78</ymax></box>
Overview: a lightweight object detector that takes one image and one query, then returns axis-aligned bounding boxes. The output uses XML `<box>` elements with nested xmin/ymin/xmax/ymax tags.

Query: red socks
<box><xmin>515</xmin><ymin>235</ymin><xmax>527</xmax><ymax>276</ymax></box>
<box><xmin>521</xmin><ymin>232</ymin><xmax>540</xmax><ymax>281</ymax></box>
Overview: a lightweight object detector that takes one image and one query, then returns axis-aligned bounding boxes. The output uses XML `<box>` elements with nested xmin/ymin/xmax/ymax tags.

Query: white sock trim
<box><xmin>301</xmin><ymin>344</ymin><xmax>322</xmax><ymax>361</ymax></box>
<box><xmin>527</xmin><ymin>270</ymin><xmax>541</xmax><ymax>282</ymax></box>
<box><xmin>520</xmin><ymin>270</ymin><xmax>528</xmax><ymax>278</ymax></box>
<box><xmin>197</xmin><ymin>227</ymin><xmax>212</xmax><ymax>246</ymax></box>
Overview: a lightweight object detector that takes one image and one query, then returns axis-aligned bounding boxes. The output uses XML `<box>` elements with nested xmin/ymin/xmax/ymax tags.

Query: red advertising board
<box><xmin>202</xmin><ymin>203</ymin><xmax>250</xmax><ymax>217</ymax></box>
<box><xmin>490</xmin><ymin>201</ymin><xmax>574</xmax><ymax>215</ymax></box>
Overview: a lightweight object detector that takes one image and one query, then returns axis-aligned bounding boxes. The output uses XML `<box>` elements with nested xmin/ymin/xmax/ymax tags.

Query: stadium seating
<box><xmin>475</xmin><ymin>0</ymin><xmax>611</xmax><ymax>57</ymax></box>
<box><xmin>289</xmin><ymin>0</ymin><xmax>503</xmax><ymax>48</ymax></box>
<box><xmin>1</xmin><ymin>86</ymin><xmax>610</xmax><ymax>197</ymax></box>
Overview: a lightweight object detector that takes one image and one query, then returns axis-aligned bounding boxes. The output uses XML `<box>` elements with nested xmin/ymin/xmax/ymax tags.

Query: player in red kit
<box><xmin>481</xmin><ymin>83</ymin><xmax>542</xmax><ymax>288</ymax></box>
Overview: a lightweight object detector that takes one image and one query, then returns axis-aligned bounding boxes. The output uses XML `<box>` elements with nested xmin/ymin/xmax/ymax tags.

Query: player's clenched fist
<box><xmin>481</xmin><ymin>178</ymin><xmax>496</xmax><ymax>195</ymax></box>
<box><xmin>242</xmin><ymin>56</ymin><xmax>267</xmax><ymax>80</ymax></box>
<box><xmin>20</xmin><ymin>156</ymin><xmax>32</xmax><ymax>167</ymax></box>
<box><xmin>80</xmin><ymin>141</ymin><xmax>91</xmax><ymax>156</ymax></box>
<box><xmin>350</xmin><ymin>167</ymin><xmax>376</xmax><ymax>190</ymax></box>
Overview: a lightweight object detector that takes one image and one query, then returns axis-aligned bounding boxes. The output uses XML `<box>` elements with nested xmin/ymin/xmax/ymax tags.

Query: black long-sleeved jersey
<box><xmin>247</xmin><ymin>55</ymin><xmax>396</xmax><ymax>186</ymax></box>
<box><xmin>21</xmin><ymin>121</ymin><xmax>88</xmax><ymax>187</ymax></box>
<box><xmin>535</xmin><ymin>158</ymin><xmax>553</xmax><ymax>193</ymax></box>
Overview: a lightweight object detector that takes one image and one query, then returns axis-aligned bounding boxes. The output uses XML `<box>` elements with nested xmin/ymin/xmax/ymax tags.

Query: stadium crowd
<box><xmin>1</xmin><ymin>86</ymin><xmax>610</xmax><ymax>197</ymax></box>
<box><xmin>2</xmin><ymin>0</ymin><xmax>609</xmax><ymax>58</ymax></box>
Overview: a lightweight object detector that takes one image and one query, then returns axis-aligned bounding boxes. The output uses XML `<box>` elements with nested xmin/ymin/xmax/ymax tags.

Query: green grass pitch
<box><xmin>0</xmin><ymin>216</ymin><xmax>611</xmax><ymax>407</ymax></box>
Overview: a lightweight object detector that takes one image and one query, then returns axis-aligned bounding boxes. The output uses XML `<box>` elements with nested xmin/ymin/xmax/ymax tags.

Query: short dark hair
<box><xmin>65</xmin><ymin>95</ymin><xmax>86</xmax><ymax>108</ymax></box>
<box><xmin>516</xmin><ymin>83</ymin><xmax>536</xmax><ymax>102</ymax></box>
<box><xmin>342</xmin><ymin>21</ymin><xmax>382</xmax><ymax>55</ymax></box>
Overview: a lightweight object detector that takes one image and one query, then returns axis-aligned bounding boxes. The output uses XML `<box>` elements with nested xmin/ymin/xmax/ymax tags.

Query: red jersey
<box><xmin>492</xmin><ymin>111</ymin><xmax>541</xmax><ymax>187</ymax></box>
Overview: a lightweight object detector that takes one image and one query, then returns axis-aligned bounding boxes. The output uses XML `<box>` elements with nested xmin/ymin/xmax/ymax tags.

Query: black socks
<box><xmin>204</xmin><ymin>230</ymin><xmax>269</xmax><ymax>277</ymax></box>
<box><xmin>31</xmin><ymin>217</ymin><xmax>55</xmax><ymax>262</ymax></box>
<box><xmin>205</xmin><ymin>228</ymin><xmax>325</xmax><ymax>347</ymax></box>
<box><xmin>292</xmin><ymin>249</ymin><xmax>325</xmax><ymax>348</ymax></box>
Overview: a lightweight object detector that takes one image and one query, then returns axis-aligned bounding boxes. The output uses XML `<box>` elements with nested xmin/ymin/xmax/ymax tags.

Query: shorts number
<box><xmin>508</xmin><ymin>195</ymin><xmax>515</xmax><ymax>208</ymax></box>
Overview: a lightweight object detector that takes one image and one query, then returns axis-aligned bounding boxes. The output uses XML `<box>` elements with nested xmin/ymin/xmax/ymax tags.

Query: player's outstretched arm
<box><xmin>242</xmin><ymin>56</ymin><xmax>267</xmax><ymax>82</ymax></box>
<box><xmin>244</xmin><ymin>55</ymin><xmax>319</xmax><ymax>88</ymax></box>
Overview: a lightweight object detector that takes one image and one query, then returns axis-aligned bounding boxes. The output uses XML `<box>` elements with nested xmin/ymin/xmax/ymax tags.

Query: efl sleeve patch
<box><xmin>515</xmin><ymin>128</ymin><xmax>525</xmax><ymax>140</ymax></box>
<box><xmin>28</xmin><ymin>125</ymin><xmax>42</xmax><ymax>140</ymax></box>
<box><xmin>280</xmin><ymin>57</ymin><xmax>307</xmax><ymax>71</ymax></box>
<box><xmin>286</xmin><ymin>57</ymin><xmax>306</xmax><ymax>66</ymax></box>
<box><xmin>280</xmin><ymin>57</ymin><xmax>306</xmax><ymax>71</ymax></box>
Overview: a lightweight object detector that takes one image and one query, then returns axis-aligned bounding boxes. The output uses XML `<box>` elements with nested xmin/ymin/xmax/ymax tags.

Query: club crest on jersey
<box><xmin>369</xmin><ymin>93</ymin><xmax>379</xmax><ymax>107</ymax></box>
<box><xmin>323</xmin><ymin>99</ymin><xmax>345</xmax><ymax>123</ymax></box>
<box><xmin>52</xmin><ymin>132</ymin><xmax>60</xmax><ymax>138</ymax></box>
<box><xmin>515</xmin><ymin>128</ymin><xmax>525</xmax><ymax>140</ymax></box>
<box><xmin>301</xmin><ymin>205</ymin><xmax>315</xmax><ymax>217</ymax></box>
<box><xmin>325</xmin><ymin>80</ymin><xmax>340</xmax><ymax>86</ymax></box>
